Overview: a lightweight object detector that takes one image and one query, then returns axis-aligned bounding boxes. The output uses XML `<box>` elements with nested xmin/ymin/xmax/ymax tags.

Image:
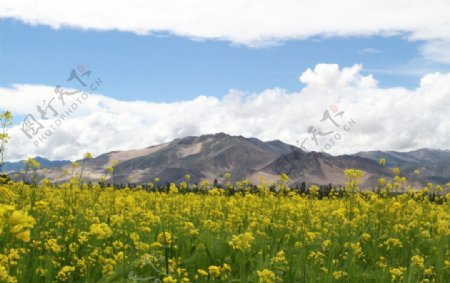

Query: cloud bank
<box><xmin>1</xmin><ymin>64</ymin><xmax>449</xmax><ymax>161</ymax></box>
<box><xmin>1</xmin><ymin>1</ymin><xmax>450</xmax><ymax>46</ymax></box>
<box><xmin>3</xmin><ymin>1</ymin><xmax>450</xmax><ymax>68</ymax></box>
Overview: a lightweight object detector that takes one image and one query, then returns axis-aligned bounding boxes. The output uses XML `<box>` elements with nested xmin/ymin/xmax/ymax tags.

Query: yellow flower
<box><xmin>150</xmin><ymin>242</ymin><xmax>162</xmax><ymax>249</ymax></box>
<box><xmin>169</xmin><ymin>183</ymin><xmax>179</xmax><ymax>193</ymax></box>
<box><xmin>45</xmin><ymin>238</ymin><xmax>62</xmax><ymax>253</ymax></box>
<box><xmin>272</xmin><ymin>250</ymin><xmax>288</xmax><ymax>264</ymax></box>
<box><xmin>380</xmin><ymin>238</ymin><xmax>403</xmax><ymax>250</ymax></box>
<box><xmin>9</xmin><ymin>210</ymin><xmax>35</xmax><ymax>228</ymax></box>
<box><xmin>157</xmin><ymin>232</ymin><xmax>174</xmax><ymax>245</ymax></box>
<box><xmin>222</xmin><ymin>263</ymin><xmax>232</xmax><ymax>272</ymax></box>
<box><xmin>89</xmin><ymin>223</ymin><xmax>113</xmax><ymax>240</ymax></box>
<box><xmin>15</xmin><ymin>230</ymin><xmax>30</xmax><ymax>242</ymax></box>
<box><xmin>257</xmin><ymin>269</ymin><xmax>276</xmax><ymax>283</ymax></box>
<box><xmin>376</xmin><ymin>256</ymin><xmax>387</xmax><ymax>269</ymax></box>
<box><xmin>279</xmin><ymin>173</ymin><xmax>290</xmax><ymax>182</ymax></box>
<box><xmin>344</xmin><ymin>169</ymin><xmax>363</xmax><ymax>178</ymax></box>
<box><xmin>444</xmin><ymin>260</ymin><xmax>450</xmax><ymax>269</ymax></box>
<box><xmin>390</xmin><ymin>267</ymin><xmax>406</xmax><ymax>281</ymax></box>
<box><xmin>308</xmin><ymin>251</ymin><xmax>325</xmax><ymax>265</ymax></box>
<box><xmin>362</xmin><ymin>233</ymin><xmax>371</xmax><ymax>241</ymax></box>
<box><xmin>83</xmin><ymin>152</ymin><xmax>93</xmax><ymax>159</ymax></box>
<box><xmin>197</xmin><ymin>269</ymin><xmax>208</xmax><ymax>277</ymax></box>
<box><xmin>2</xmin><ymin>164</ymin><xmax>450</xmax><ymax>282</ymax></box>
<box><xmin>332</xmin><ymin>271</ymin><xmax>348</xmax><ymax>280</ymax></box>
<box><xmin>78</xmin><ymin>231</ymin><xmax>89</xmax><ymax>244</ymax></box>
<box><xmin>0</xmin><ymin>265</ymin><xmax>16</xmax><ymax>283</ymax></box>
<box><xmin>69</xmin><ymin>242</ymin><xmax>78</xmax><ymax>253</ymax></box>
<box><xmin>379</xmin><ymin>158</ymin><xmax>386</xmax><ymax>166</ymax></box>
<box><xmin>322</xmin><ymin>240</ymin><xmax>331</xmax><ymax>251</ymax></box>
<box><xmin>308</xmin><ymin>185</ymin><xmax>320</xmax><ymax>196</ymax></box>
<box><xmin>24</xmin><ymin>157</ymin><xmax>40</xmax><ymax>170</ymax></box>
<box><xmin>393</xmin><ymin>167</ymin><xmax>400</xmax><ymax>176</ymax></box>
<box><xmin>424</xmin><ymin>266</ymin><xmax>433</xmax><ymax>276</ymax></box>
<box><xmin>35</xmin><ymin>266</ymin><xmax>47</xmax><ymax>276</ymax></box>
<box><xmin>411</xmin><ymin>255</ymin><xmax>425</xmax><ymax>269</ymax></box>
<box><xmin>228</xmin><ymin>232</ymin><xmax>254</xmax><ymax>251</ymax></box>
<box><xmin>57</xmin><ymin>266</ymin><xmax>75</xmax><ymax>282</ymax></box>
<box><xmin>208</xmin><ymin>265</ymin><xmax>221</xmax><ymax>277</ymax></box>
<box><xmin>163</xmin><ymin>276</ymin><xmax>177</xmax><ymax>283</ymax></box>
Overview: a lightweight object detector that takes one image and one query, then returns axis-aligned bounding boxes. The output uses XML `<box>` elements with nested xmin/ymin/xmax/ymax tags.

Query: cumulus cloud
<box><xmin>1</xmin><ymin>1</ymin><xmax>450</xmax><ymax>47</ymax></box>
<box><xmin>1</xmin><ymin>64</ymin><xmax>449</xmax><ymax>161</ymax></box>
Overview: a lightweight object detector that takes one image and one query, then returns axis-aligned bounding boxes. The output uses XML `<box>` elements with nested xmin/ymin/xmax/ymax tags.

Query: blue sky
<box><xmin>0</xmin><ymin>19</ymin><xmax>430</xmax><ymax>103</ymax></box>
<box><xmin>0</xmin><ymin>1</ymin><xmax>449</xmax><ymax>160</ymax></box>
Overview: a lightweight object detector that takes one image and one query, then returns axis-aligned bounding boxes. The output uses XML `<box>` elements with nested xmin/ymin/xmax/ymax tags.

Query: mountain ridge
<box><xmin>4</xmin><ymin>133</ymin><xmax>449</xmax><ymax>187</ymax></box>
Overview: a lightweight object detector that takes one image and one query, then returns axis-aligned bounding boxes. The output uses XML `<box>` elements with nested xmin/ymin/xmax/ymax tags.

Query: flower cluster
<box><xmin>0</xmin><ymin>169</ymin><xmax>449</xmax><ymax>282</ymax></box>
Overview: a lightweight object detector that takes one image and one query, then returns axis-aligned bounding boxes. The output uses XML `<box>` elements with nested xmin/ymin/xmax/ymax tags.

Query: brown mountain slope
<box><xmin>17</xmin><ymin>134</ymin><xmax>447</xmax><ymax>187</ymax></box>
<box><xmin>258</xmin><ymin>150</ymin><xmax>392</xmax><ymax>187</ymax></box>
<box><xmin>45</xmin><ymin>133</ymin><xmax>297</xmax><ymax>184</ymax></box>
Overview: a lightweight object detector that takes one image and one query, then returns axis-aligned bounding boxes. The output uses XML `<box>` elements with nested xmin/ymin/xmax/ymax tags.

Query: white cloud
<box><xmin>420</xmin><ymin>40</ymin><xmax>450</xmax><ymax>65</ymax></box>
<box><xmin>1</xmin><ymin>1</ymin><xmax>450</xmax><ymax>47</ymax></box>
<box><xmin>1</xmin><ymin>64</ymin><xmax>449</xmax><ymax>161</ymax></box>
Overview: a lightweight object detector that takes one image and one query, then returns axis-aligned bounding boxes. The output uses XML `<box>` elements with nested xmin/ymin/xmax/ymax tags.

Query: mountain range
<box><xmin>352</xmin><ymin>149</ymin><xmax>450</xmax><ymax>184</ymax></box>
<box><xmin>1</xmin><ymin>156</ymin><xmax>71</xmax><ymax>172</ymax></box>
<box><xmin>4</xmin><ymin>133</ymin><xmax>450</xmax><ymax>188</ymax></box>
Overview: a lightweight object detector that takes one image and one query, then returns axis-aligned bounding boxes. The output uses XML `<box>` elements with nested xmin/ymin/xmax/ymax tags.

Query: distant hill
<box><xmin>1</xmin><ymin>156</ymin><xmax>71</xmax><ymax>172</ymax></box>
<box><xmin>5</xmin><ymin>134</ymin><xmax>449</xmax><ymax>188</ymax></box>
<box><xmin>68</xmin><ymin>133</ymin><xmax>298</xmax><ymax>184</ymax></box>
<box><xmin>352</xmin><ymin>149</ymin><xmax>450</xmax><ymax>184</ymax></box>
<box><xmin>260</xmin><ymin>151</ymin><xmax>392</xmax><ymax>187</ymax></box>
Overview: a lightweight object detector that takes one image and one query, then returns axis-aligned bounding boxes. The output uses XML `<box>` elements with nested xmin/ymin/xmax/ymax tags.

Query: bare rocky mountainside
<box><xmin>6</xmin><ymin>133</ymin><xmax>449</xmax><ymax>187</ymax></box>
<box><xmin>352</xmin><ymin>149</ymin><xmax>450</xmax><ymax>184</ymax></box>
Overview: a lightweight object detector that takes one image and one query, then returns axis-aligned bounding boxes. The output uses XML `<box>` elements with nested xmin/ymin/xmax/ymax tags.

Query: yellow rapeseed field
<box><xmin>0</xmin><ymin>170</ymin><xmax>450</xmax><ymax>282</ymax></box>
